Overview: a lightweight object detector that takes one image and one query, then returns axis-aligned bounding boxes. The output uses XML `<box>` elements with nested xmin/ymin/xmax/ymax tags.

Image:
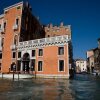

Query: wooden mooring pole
<box><xmin>18</xmin><ymin>72</ymin><xmax>19</xmax><ymax>81</ymax></box>
<box><xmin>13</xmin><ymin>70</ymin><xmax>14</xmax><ymax>81</ymax></box>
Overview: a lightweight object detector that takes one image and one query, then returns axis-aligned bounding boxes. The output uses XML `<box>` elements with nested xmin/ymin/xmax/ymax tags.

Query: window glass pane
<box><xmin>59</xmin><ymin>60</ymin><xmax>64</xmax><ymax>71</ymax></box>
<box><xmin>17</xmin><ymin>60</ymin><xmax>21</xmax><ymax>71</ymax></box>
<box><xmin>13</xmin><ymin>52</ymin><xmax>16</xmax><ymax>58</ymax></box>
<box><xmin>14</xmin><ymin>35</ymin><xmax>17</xmax><ymax>45</ymax></box>
<box><xmin>58</xmin><ymin>47</ymin><xmax>64</xmax><ymax>55</ymax></box>
<box><xmin>32</xmin><ymin>50</ymin><xmax>35</xmax><ymax>57</ymax></box>
<box><xmin>1</xmin><ymin>38</ymin><xmax>4</xmax><ymax>47</ymax></box>
<box><xmin>0</xmin><ymin>63</ymin><xmax>1</xmax><ymax>70</ymax></box>
<box><xmin>16</xmin><ymin>19</ymin><xmax>19</xmax><ymax>25</ymax></box>
<box><xmin>0</xmin><ymin>53</ymin><xmax>2</xmax><ymax>59</ymax></box>
<box><xmin>38</xmin><ymin>49</ymin><xmax>43</xmax><ymax>56</ymax></box>
<box><xmin>18</xmin><ymin>52</ymin><xmax>21</xmax><ymax>58</ymax></box>
<box><xmin>31</xmin><ymin>59</ymin><xmax>35</xmax><ymax>71</ymax></box>
<box><xmin>4</xmin><ymin>22</ymin><xmax>6</xmax><ymax>29</ymax></box>
<box><xmin>38</xmin><ymin>61</ymin><xmax>42</xmax><ymax>71</ymax></box>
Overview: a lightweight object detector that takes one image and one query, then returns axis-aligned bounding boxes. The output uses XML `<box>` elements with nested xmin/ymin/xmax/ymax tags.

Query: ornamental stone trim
<box><xmin>17</xmin><ymin>35</ymin><xmax>70</xmax><ymax>51</ymax></box>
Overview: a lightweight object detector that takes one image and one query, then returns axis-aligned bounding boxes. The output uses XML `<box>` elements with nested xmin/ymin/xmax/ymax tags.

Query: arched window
<box><xmin>16</xmin><ymin>18</ymin><xmax>19</xmax><ymax>25</ymax></box>
<box><xmin>1</xmin><ymin>38</ymin><xmax>4</xmax><ymax>47</ymax></box>
<box><xmin>14</xmin><ymin>35</ymin><xmax>17</xmax><ymax>45</ymax></box>
<box><xmin>22</xmin><ymin>53</ymin><xmax>30</xmax><ymax>61</ymax></box>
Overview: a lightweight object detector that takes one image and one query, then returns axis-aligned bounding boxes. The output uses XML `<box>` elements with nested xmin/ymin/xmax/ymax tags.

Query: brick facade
<box><xmin>0</xmin><ymin>2</ymin><xmax>73</xmax><ymax>78</ymax></box>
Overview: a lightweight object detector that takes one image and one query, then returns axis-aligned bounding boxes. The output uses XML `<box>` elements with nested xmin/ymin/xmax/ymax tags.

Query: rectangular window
<box><xmin>31</xmin><ymin>59</ymin><xmax>35</xmax><ymax>71</ymax></box>
<box><xmin>59</xmin><ymin>60</ymin><xmax>64</xmax><ymax>71</ymax></box>
<box><xmin>13</xmin><ymin>52</ymin><xmax>16</xmax><ymax>58</ymax></box>
<box><xmin>38</xmin><ymin>49</ymin><xmax>43</xmax><ymax>56</ymax></box>
<box><xmin>58</xmin><ymin>47</ymin><xmax>64</xmax><ymax>55</ymax></box>
<box><xmin>0</xmin><ymin>24</ymin><xmax>1</xmax><ymax>29</ymax></box>
<box><xmin>0</xmin><ymin>63</ymin><xmax>1</xmax><ymax>70</ymax></box>
<box><xmin>16</xmin><ymin>18</ymin><xmax>19</xmax><ymax>25</ymax></box>
<box><xmin>17</xmin><ymin>60</ymin><xmax>21</xmax><ymax>71</ymax></box>
<box><xmin>18</xmin><ymin>52</ymin><xmax>21</xmax><ymax>58</ymax></box>
<box><xmin>4</xmin><ymin>22</ymin><xmax>6</xmax><ymax>29</ymax></box>
<box><xmin>17</xmin><ymin>6</ymin><xmax>21</xmax><ymax>10</ymax></box>
<box><xmin>1</xmin><ymin>38</ymin><xmax>4</xmax><ymax>47</ymax></box>
<box><xmin>32</xmin><ymin>50</ymin><xmax>35</xmax><ymax>57</ymax></box>
<box><xmin>0</xmin><ymin>53</ymin><xmax>2</xmax><ymax>59</ymax></box>
<box><xmin>38</xmin><ymin>61</ymin><xmax>42</xmax><ymax>71</ymax></box>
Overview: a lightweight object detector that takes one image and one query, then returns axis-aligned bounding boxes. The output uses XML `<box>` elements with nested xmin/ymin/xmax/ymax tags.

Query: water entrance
<box><xmin>22</xmin><ymin>53</ymin><xmax>30</xmax><ymax>72</ymax></box>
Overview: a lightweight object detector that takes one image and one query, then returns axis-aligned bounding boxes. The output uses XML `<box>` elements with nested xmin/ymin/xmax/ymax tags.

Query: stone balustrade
<box><xmin>19</xmin><ymin>35</ymin><xmax>70</xmax><ymax>46</ymax></box>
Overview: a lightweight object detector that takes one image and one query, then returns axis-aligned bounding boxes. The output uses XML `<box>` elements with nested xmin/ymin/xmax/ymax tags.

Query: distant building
<box><xmin>75</xmin><ymin>59</ymin><xmax>87</xmax><ymax>73</ymax></box>
<box><xmin>86</xmin><ymin>50</ymin><xmax>95</xmax><ymax>73</ymax></box>
<box><xmin>86</xmin><ymin>38</ymin><xmax>100</xmax><ymax>74</ymax></box>
<box><xmin>98</xmin><ymin>38</ymin><xmax>100</xmax><ymax>48</ymax></box>
<box><xmin>0</xmin><ymin>2</ymin><xmax>73</xmax><ymax>78</ymax></box>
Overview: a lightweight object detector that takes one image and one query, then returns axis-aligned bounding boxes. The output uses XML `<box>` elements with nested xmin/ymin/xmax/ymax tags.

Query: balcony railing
<box><xmin>10</xmin><ymin>44</ymin><xmax>16</xmax><ymax>50</ymax></box>
<box><xmin>18</xmin><ymin>35</ymin><xmax>70</xmax><ymax>46</ymax></box>
<box><xmin>0</xmin><ymin>46</ymin><xmax>2</xmax><ymax>51</ymax></box>
<box><xmin>13</xmin><ymin>24</ymin><xmax>18</xmax><ymax>30</ymax></box>
<box><xmin>0</xmin><ymin>28</ymin><xmax>4</xmax><ymax>33</ymax></box>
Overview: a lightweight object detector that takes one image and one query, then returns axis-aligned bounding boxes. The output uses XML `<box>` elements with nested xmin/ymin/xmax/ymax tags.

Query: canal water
<box><xmin>0</xmin><ymin>74</ymin><xmax>100</xmax><ymax>100</ymax></box>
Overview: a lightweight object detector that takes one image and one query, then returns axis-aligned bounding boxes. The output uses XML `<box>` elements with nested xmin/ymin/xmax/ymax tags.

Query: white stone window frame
<box><xmin>58</xmin><ymin>45</ymin><xmax>65</xmax><ymax>56</ymax></box>
<box><xmin>37</xmin><ymin>60</ymin><xmax>43</xmax><ymax>72</ymax></box>
<box><xmin>14</xmin><ymin>16</ymin><xmax>21</xmax><ymax>27</ymax></box>
<box><xmin>38</xmin><ymin>48</ymin><xmax>43</xmax><ymax>57</ymax></box>
<box><xmin>18</xmin><ymin>51</ymin><xmax>21</xmax><ymax>58</ymax></box>
<box><xmin>13</xmin><ymin>34</ymin><xmax>18</xmax><ymax>45</ymax></box>
<box><xmin>12</xmin><ymin>51</ymin><xmax>16</xmax><ymax>59</ymax></box>
<box><xmin>1</xmin><ymin>37</ymin><xmax>5</xmax><ymax>47</ymax></box>
<box><xmin>31</xmin><ymin>49</ymin><xmax>36</xmax><ymax>58</ymax></box>
<box><xmin>3</xmin><ymin>20</ymin><xmax>7</xmax><ymax>29</ymax></box>
<box><xmin>58</xmin><ymin>59</ymin><xmax>65</xmax><ymax>72</ymax></box>
<box><xmin>0</xmin><ymin>52</ymin><xmax>2</xmax><ymax>59</ymax></box>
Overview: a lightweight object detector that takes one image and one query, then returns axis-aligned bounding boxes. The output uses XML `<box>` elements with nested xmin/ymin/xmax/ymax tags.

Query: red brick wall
<box><xmin>2</xmin><ymin>4</ymin><xmax>23</xmax><ymax>72</ymax></box>
<box><xmin>35</xmin><ymin>44</ymin><xmax>69</xmax><ymax>75</ymax></box>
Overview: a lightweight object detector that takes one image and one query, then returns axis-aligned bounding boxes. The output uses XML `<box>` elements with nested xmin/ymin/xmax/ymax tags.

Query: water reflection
<box><xmin>69</xmin><ymin>74</ymin><xmax>100</xmax><ymax>100</ymax></box>
<box><xmin>0</xmin><ymin>78</ymin><xmax>73</xmax><ymax>100</ymax></box>
<box><xmin>0</xmin><ymin>74</ymin><xmax>100</xmax><ymax>100</ymax></box>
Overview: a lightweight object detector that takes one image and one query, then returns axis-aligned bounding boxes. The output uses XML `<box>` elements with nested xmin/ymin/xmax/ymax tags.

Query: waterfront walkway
<box><xmin>0</xmin><ymin>73</ymin><xmax>34</xmax><ymax>79</ymax></box>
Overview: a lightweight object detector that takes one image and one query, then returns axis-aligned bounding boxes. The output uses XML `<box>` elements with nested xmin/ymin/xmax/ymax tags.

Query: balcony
<box><xmin>10</xmin><ymin>44</ymin><xmax>16</xmax><ymax>50</ymax></box>
<box><xmin>0</xmin><ymin>28</ymin><xmax>5</xmax><ymax>34</ymax></box>
<box><xmin>18</xmin><ymin>35</ymin><xmax>70</xmax><ymax>47</ymax></box>
<box><xmin>13</xmin><ymin>24</ymin><xmax>18</xmax><ymax>30</ymax></box>
<box><xmin>0</xmin><ymin>47</ymin><xmax>2</xmax><ymax>51</ymax></box>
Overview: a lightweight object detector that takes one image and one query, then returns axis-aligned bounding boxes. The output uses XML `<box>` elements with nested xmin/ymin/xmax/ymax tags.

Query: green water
<box><xmin>0</xmin><ymin>74</ymin><xmax>100</xmax><ymax>100</ymax></box>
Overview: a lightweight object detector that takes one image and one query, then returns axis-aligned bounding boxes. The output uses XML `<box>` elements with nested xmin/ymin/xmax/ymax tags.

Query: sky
<box><xmin>0</xmin><ymin>0</ymin><xmax>100</xmax><ymax>59</ymax></box>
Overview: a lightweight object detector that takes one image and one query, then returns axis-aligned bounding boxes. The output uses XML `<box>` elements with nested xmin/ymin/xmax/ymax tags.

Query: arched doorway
<box><xmin>22</xmin><ymin>53</ymin><xmax>30</xmax><ymax>72</ymax></box>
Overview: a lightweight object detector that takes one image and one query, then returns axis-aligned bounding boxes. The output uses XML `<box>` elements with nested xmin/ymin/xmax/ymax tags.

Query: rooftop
<box><xmin>4</xmin><ymin>1</ymin><xmax>23</xmax><ymax>11</ymax></box>
<box><xmin>0</xmin><ymin>14</ymin><xmax>4</xmax><ymax>19</ymax></box>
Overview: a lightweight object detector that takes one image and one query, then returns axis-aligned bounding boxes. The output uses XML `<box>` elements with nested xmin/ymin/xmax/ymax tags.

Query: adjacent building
<box><xmin>0</xmin><ymin>2</ymin><xmax>73</xmax><ymax>78</ymax></box>
<box><xmin>86</xmin><ymin>38</ymin><xmax>100</xmax><ymax>74</ymax></box>
<box><xmin>86</xmin><ymin>50</ymin><xmax>95</xmax><ymax>73</ymax></box>
<box><xmin>75</xmin><ymin>59</ymin><xmax>87</xmax><ymax>73</ymax></box>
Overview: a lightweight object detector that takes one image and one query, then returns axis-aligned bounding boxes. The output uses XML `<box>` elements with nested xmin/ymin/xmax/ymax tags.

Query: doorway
<box><xmin>22</xmin><ymin>53</ymin><xmax>30</xmax><ymax>72</ymax></box>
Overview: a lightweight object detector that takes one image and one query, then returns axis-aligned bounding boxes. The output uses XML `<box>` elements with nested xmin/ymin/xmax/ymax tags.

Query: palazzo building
<box><xmin>0</xmin><ymin>2</ymin><xmax>73</xmax><ymax>78</ymax></box>
<box><xmin>75</xmin><ymin>59</ymin><xmax>87</xmax><ymax>73</ymax></box>
<box><xmin>86</xmin><ymin>38</ymin><xmax>100</xmax><ymax>73</ymax></box>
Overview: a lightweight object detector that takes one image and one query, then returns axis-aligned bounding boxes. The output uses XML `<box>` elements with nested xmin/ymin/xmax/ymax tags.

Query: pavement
<box><xmin>0</xmin><ymin>73</ymin><xmax>35</xmax><ymax>79</ymax></box>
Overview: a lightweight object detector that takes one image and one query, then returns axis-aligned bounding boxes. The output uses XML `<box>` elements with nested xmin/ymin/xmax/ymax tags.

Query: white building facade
<box><xmin>75</xmin><ymin>59</ymin><xmax>87</xmax><ymax>73</ymax></box>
